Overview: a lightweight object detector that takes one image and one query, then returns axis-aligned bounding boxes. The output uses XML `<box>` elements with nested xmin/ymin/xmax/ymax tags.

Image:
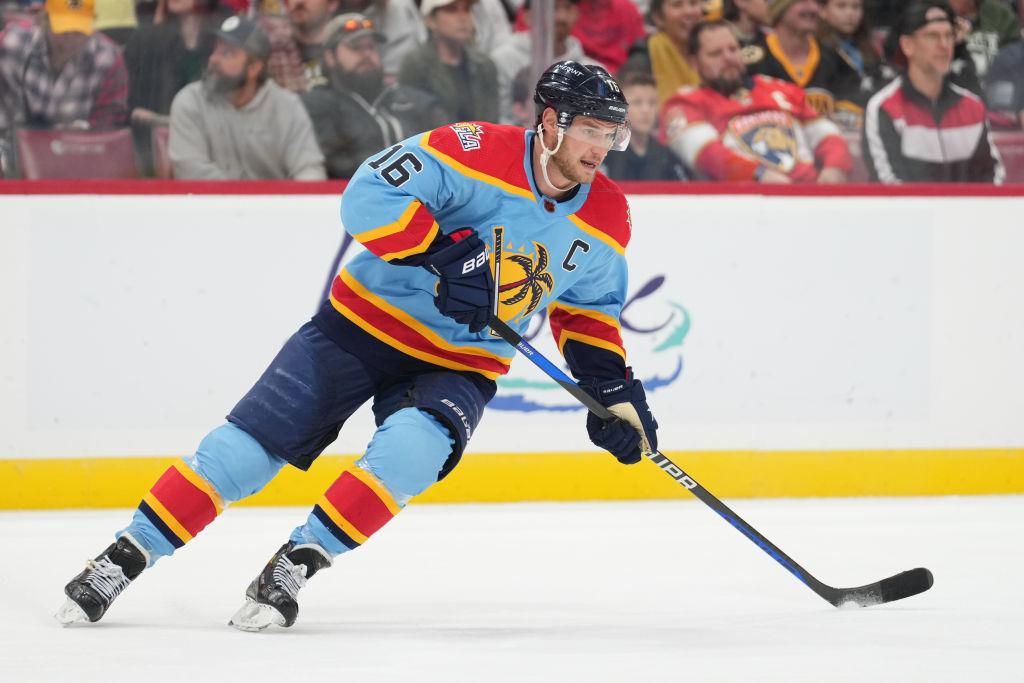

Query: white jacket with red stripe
<box><xmin>862</xmin><ymin>75</ymin><xmax>1004</xmax><ymax>184</ymax></box>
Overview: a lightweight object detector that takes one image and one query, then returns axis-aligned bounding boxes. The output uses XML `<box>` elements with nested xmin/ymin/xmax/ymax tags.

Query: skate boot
<box><xmin>228</xmin><ymin>541</ymin><xmax>332</xmax><ymax>631</ymax></box>
<box><xmin>55</xmin><ymin>534</ymin><xmax>148</xmax><ymax>625</ymax></box>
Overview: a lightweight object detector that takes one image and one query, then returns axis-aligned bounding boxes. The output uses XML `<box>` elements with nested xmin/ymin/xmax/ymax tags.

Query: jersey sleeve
<box><xmin>340</xmin><ymin>132</ymin><xmax>458</xmax><ymax>265</ymax></box>
<box><xmin>549</xmin><ymin>182</ymin><xmax>632</xmax><ymax>383</ymax></box>
<box><xmin>788</xmin><ymin>82</ymin><xmax>852</xmax><ymax>173</ymax></box>
<box><xmin>549</xmin><ymin>255</ymin><xmax>629</xmax><ymax>381</ymax></box>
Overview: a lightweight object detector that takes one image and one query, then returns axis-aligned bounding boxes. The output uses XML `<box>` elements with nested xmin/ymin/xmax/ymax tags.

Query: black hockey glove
<box><xmin>424</xmin><ymin>229</ymin><xmax>494</xmax><ymax>334</ymax></box>
<box><xmin>579</xmin><ymin>370</ymin><xmax>658</xmax><ymax>465</ymax></box>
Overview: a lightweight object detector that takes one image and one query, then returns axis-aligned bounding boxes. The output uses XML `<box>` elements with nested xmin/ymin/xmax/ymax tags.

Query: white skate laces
<box><xmin>272</xmin><ymin>556</ymin><xmax>308</xmax><ymax>601</ymax></box>
<box><xmin>82</xmin><ymin>556</ymin><xmax>131</xmax><ymax>603</ymax></box>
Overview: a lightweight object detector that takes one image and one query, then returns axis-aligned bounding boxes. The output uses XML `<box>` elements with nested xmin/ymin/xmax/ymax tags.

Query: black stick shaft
<box><xmin>488</xmin><ymin>316</ymin><xmax>834</xmax><ymax>600</ymax></box>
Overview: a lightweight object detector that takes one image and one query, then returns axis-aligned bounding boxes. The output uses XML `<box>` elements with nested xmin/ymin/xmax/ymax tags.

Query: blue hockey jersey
<box><xmin>312</xmin><ymin>122</ymin><xmax>633</xmax><ymax>381</ymax></box>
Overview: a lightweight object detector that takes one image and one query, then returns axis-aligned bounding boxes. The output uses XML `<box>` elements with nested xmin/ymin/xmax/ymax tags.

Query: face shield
<box><xmin>561</xmin><ymin>116</ymin><xmax>632</xmax><ymax>152</ymax></box>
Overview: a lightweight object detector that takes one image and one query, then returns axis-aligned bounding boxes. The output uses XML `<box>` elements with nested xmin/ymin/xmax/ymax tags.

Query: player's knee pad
<box><xmin>361</xmin><ymin>407</ymin><xmax>455</xmax><ymax>498</ymax></box>
<box><xmin>188</xmin><ymin>422</ymin><xmax>286</xmax><ymax>503</ymax></box>
<box><xmin>135</xmin><ymin>423</ymin><xmax>284</xmax><ymax>550</ymax></box>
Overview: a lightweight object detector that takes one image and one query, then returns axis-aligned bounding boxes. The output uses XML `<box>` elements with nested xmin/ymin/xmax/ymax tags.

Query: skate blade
<box><xmin>54</xmin><ymin>598</ymin><xmax>90</xmax><ymax>626</ymax></box>
<box><xmin>228</xmin><ymin>599</ymin><xmax>286</xmax><ymax>632</ymax></box>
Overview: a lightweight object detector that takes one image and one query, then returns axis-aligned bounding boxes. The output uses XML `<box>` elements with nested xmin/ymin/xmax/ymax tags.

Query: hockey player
<box><xmin>56</xmin><ymin>61</ymin><xmax>660</xmax><ymax>631</ymax></box>
<box><xmin>660</xmin><ymin>20</ymin><xmax>852</xmax><ymax>183</ymax></box>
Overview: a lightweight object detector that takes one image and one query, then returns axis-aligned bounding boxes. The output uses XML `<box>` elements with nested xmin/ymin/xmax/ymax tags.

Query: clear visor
<box><xmin>562</xmin><ymin>117</ymin><xmax>632</xmax><ymax>152</ymax></box>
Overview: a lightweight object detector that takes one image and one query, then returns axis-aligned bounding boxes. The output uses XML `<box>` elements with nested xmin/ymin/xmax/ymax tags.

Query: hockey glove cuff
<box><xmin>579</xmin><ymin>370</ymin><xmax>659</xmax><ymax>465</ymax></box>
<box><xmin>423</xmin><ymin>229</ymin><xmax>495</xmax><ymax>334</ymax></box>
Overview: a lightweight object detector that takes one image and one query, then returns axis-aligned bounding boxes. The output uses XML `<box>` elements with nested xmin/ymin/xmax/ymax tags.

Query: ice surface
<box><xmin>2</xmin><ymin>496</ymin><xmax>1022</xmax><ymax>682</ymax></box>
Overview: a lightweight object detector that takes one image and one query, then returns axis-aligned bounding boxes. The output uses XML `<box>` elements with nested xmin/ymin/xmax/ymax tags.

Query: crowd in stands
<box><xmin>0</xmin><ymin>0</ymin><xmax>1022</xmax><ymax>183</ymax></box>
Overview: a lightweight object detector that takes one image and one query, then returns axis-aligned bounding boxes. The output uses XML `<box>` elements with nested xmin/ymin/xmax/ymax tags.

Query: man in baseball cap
<box><xmin>45</xmin><ymin>0</ymin><xmax>95</xmax><ymax>34</ymax></box>
<box><xmin>302</xmin><ymin>12</ymin><xmax>444</xmax><ymax>178</ymax></box>
<box><xmin>166</xmin><ymin>14</ymin><xmax>325</xmax><ymax>179</ymax></box>
<box><xmin>745</xmin><ymin>0</ymin><xmax>860</xmax><ymax>119</ymax></box>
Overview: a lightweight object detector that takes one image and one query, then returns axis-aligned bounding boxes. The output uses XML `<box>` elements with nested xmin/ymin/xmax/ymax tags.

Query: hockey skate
<box><xmin>228</xmin><ymin>541</ymin><xmax>332</xmax><ymax>632</ymax></box>
<box><xmin>55</xmin><ymin>534</ymin><xmax>148</xmax><ymax>625</ymax></box>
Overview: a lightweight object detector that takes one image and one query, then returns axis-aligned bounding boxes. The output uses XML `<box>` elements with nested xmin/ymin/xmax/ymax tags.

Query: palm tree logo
<box><xmin>499</xmin><ymin>242</ymin><xmax>555</xmax><ymax>318</ymax></box>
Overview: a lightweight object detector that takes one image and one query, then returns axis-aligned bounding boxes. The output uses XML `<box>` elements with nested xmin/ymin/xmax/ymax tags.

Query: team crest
<box><xmin>725</xmin><ymin>110</ymin><xmax>800</xmax><ymax>172</ymax></box>
<box><xmin>451</xmin><ymin>123</ymin><xmax>484</xmax><ymax>151</ymax></box>
<box><xmin>491</xmin><ymin>228</ymin><xmax>555</xmax><ymax>326</ymax></box>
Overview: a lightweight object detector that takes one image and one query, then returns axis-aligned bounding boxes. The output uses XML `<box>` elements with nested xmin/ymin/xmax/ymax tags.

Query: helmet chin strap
<box><xmin>536</xmin><ymin>123</ymin><xmax>576</xmax><ymax>194</ymax></box>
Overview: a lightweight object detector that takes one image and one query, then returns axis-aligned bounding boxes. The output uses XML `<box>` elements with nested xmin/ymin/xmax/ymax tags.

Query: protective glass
<box><xmin>562</xmin><ymin>117</ymin><xmax>632</xmax><ymax>152</ymax></box>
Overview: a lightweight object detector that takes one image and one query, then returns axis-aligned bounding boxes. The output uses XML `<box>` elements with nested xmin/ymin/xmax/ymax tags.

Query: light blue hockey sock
<box><xmin>119</xmin><ymin>423</ymin><xmax>286</xmax><ymax>566</ymax></box>
<box><xmin>289</xmin><ymin>408</ymin><xmax>453</xmax><ymax>557</ymax></box>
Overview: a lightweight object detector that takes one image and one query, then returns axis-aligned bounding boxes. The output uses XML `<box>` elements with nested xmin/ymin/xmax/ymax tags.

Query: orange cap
<box><xmin>46</xmin><ymin>0</ymin><xmax>96</xmax><ymax>35</ymax></box>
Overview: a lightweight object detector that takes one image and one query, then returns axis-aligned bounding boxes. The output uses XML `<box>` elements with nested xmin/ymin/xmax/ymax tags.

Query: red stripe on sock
<box><xmin>149</xmin><ymin>466</ymin><xmax>218</xmax><ymax>537</ymax></box>
<box><xmin>322</xmin><ymin>471</ymin><xmax>395</xmax><ymax>538</ymax></box>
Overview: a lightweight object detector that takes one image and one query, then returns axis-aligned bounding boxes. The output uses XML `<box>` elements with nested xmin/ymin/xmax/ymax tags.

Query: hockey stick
<box><xmin>488</xmin><ymin>315</ymin><xmax>934</xmax><ymax>608</ymax></box>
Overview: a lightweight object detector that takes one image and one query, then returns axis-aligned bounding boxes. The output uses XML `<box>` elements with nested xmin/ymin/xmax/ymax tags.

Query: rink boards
<box><xmin>1</xmin><ymin>183</ymin><xmax>1023</xmax><ymax>508</ymax></box>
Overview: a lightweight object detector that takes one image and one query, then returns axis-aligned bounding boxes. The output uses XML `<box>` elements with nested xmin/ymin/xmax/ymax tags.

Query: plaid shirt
<box><xmin>0</xmin><ymin>21</ymin><xmax>129</xmax><ymax>138</ymax></box>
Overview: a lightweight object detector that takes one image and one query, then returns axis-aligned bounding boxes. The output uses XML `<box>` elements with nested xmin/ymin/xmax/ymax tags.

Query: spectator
<box><xmin>261</xmin><ymin>0</ymin><xmax>340</xmax><ymax>92</ymax></box>
<box><xmin>863</xmin><ymin>1</ymin><xmax>1004</xmax><ymax>183</ymax></box>
<box><xmin>471</xmin><ymin>0</ymin><xmax>511</xmax><ymax>52</ymax></box>
<box><xmin>338</xmin><ymin>0</ymin><xmax>425</xmax><ymax>81</ymax></box>
<box><xmin>661</xmin><ymin>20</ymin><xmax>852</xmax><ymax>182</ymax></box>
<box><xmin>94</xmin><ymin>0</ymin><xmax>137</xmax><ymax>47</ymax></box>
<box><xmin>303</xmin><ymin>13</ymin><xmax>445</xmax><ymax>178</ymax></box>
<box><xmin>570</xmin><ymin>0</ymin><xmax>646</xmax><ymax>72</ymax></box>
<box><xmin>492</xmin><ymin>0</ymin><xmax>589</xmax><ymax>124</ymax></box>
<box><xmin>986</xmin><ymin>35</ymin><xmax>1024</xmax><ymax>127</ymax></box>
<box><xmin>623</xmin><ymin>0</ymin><xmax>704</xmax><ymax>104</ymax></box>
<box><xmin>507</xmin><ymin>64</ymin><xmax>535</xmax><ymax>127</ymax></box>
<box><xmin>0</xmin><ymin>0</ymin><xmax>128</xmax><ymax>146</ymax></box>
<box><xmin>948</xmin><ymin>0</ymin><xmax>1020</xmax><ymax>77</ymax></box>
<box><xmin>398</xmin><ymin>0</ymin><xmax>498</xmax><ymax>123</ymax></box>
<box><xmin>168</xmin><ymin>16</ymin><xmax>326</xmax><ymax>179</ymax></box>
<box><xmin>603</xmin><ymin>70</ymin><xmax>688</xmax><ymax>179</ymax></box>
<box><xmin>746</xmin><ymin>0</ymin><xmax>861</xmax><ymax>118</ymax></box>
<box><xmin>817</xmin><ymin>0</ymin><xmax>891</xmax><ymax>128</ymax></box>
<box><xmin>723</xmin><ymin>0</ymin><xmax>769</xmax><ymax>47</ymax></box>
<box><xmin>125</xmin><ymin>0</ymin><xmax>231</xmax><ymax>171</ymax></box>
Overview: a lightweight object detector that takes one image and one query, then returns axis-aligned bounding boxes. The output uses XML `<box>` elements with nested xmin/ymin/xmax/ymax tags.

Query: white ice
<box><xmin>3</xmin><ymin>496</ymin><xmax>1022</xmax><ymax>682</ymax></box>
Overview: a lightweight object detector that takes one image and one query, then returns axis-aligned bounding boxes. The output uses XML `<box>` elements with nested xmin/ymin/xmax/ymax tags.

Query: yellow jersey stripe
<box><xmin>549</xmin><ymin>302</ymin><xmax>622</xmax><ymax>331</ymax></box>
<box><xmin>567</xmin><ymin>214</ymin><xmax>626</xmax><ymax>255</ymax></box>
<box><xmin>558</xmin><ymin>330</ymin><xmax>627</xmax><ymax>360</ymax></box>
<box><xmin>381</xmin><ymin>221</ymin><xmax>440</xmax><ymax>261</ymax></box>
<box><xmin>341</xmin><ymin>270</ymin><xmax>513</xmax><ymax>363</ymax></box>
<box><xmin>420</xmin><ymin>132</ymin><xmax>536</xmax><ymax>200</ymax></box>
<box><xmin>354</xmin><ymin>200</ymin><xmax>424</xmax><ymax>244</ymax></box>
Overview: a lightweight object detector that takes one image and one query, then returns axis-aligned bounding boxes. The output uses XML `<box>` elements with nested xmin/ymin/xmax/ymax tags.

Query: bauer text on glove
<box><xmin>579</xmin><ymin>371</ymin><xmax>658</xmax><ymax>465</ymax></box>
<box><xmin>423</xmin><ymin>229</ymin><xmax>495</xmax><ymax>334</ymax></box>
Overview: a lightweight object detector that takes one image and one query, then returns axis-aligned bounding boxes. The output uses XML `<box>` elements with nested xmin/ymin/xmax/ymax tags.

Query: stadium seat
<box><xmin>152</xmin><ymin>126</ymin><xmax>173</xmax><ymax>179</ymax></box>
<box><xmin>15</xmin><ymin>128</ymin><xmax>138</xmax><ymax>179</ymax></box>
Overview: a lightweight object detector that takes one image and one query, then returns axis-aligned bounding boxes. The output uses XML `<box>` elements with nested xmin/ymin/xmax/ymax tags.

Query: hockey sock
<box><xmin>120</xmin><ymin>423</ymin><xmax>285</xmax><ymax>565</ymax></box>
<box><xmin>292</xmin><ymin>463</ymin><xmax>404</xmax><ymax>556</ymax></box>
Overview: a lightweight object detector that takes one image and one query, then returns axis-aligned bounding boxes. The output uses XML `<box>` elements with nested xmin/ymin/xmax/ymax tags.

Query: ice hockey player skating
<box><xmin>56</xmin><ymin>61</ymin><xmax>660</xmax><ymax>631</ymax></box>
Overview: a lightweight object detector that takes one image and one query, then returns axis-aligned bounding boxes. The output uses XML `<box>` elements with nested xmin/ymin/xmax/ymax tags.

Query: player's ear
<box><xmin>541</xmin><ymin>107</ymin><xmax>558</xmax><ymax>134</ymax></box>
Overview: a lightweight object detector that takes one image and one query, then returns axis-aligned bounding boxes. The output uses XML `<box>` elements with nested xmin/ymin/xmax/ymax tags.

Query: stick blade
<box><xmin>830</xmin><ymin>567</ymin><xmax>934</xmax><ymax>608</ymax></box>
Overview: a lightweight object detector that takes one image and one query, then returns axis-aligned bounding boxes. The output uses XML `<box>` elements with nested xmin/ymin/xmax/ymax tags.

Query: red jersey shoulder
<box><xmin>575</xmin><ymin>173</ymin><xmax>631</xmax><ymax>250</ymax></box>
<box><xmin>421</xmin><ymin>123</ymin><xmax>530</xmax><ymax>191</ymax></box>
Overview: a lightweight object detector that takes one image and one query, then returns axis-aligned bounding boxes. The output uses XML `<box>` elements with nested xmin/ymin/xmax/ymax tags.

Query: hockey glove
<box><xmin>424</xmin><ymin>229</ymin><xmax>494</xmax><ymax>334</ymax></box>
<box><xmin>579</xmin><ymin>370</ymin><xmax>658</xmax><ymax>465</ymax></box>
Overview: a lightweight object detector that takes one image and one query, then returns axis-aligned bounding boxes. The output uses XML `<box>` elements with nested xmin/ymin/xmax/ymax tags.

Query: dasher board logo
<box><xmin>451</xmin><ymin>123</ymin><xmax>484</xmax><ymax>151</ymax></box>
